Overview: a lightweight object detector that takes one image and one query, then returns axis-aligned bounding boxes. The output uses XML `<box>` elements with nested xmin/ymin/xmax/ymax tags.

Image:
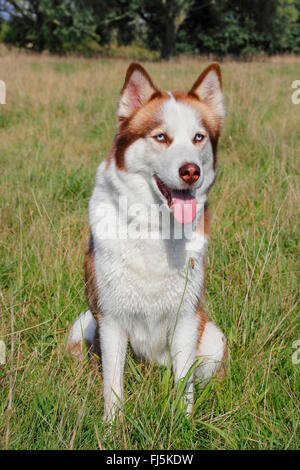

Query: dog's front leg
<box><xmin>170</xmin><ymin>314</ymin><xmax>198</xmax><ymax>416</ymax></box>
<box><xmin>99</xmin><ymin>317</ymin><xmax>128</xmax><ymax>422</ymax></box>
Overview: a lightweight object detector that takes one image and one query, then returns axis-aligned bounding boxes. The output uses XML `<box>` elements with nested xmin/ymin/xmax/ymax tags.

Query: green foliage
<box><xmin>85</xmin><ymin>0</ymin><xmax>139</xmax><ymax>46</ymax></box>
<box><xmin>0</xmin><ymin>20</ymin><xmax>9</xmax><ymax>43</ymax></box>
<box><xmin>128</xmin><ymin>0</ymin><xmax>194</xmax><ymax>59</ymax></box>
<box><xmin>1</xmin><ymin>0</ymin><xmax>300</xmax><ymax>56</ymax></box>
<box><xmin>274</xmin><ymin>0</ymin><xmax>300</xmax><ymax>53</ymax></box>
<box><xmin>181</xmin><ymin>0</ymin><xmax>300</xmax><ymax>56</ymax></box>
<box><xmin>0</xmin><ymin>0</ymin><xmax>98</xmax><ymax>54</ymax></box>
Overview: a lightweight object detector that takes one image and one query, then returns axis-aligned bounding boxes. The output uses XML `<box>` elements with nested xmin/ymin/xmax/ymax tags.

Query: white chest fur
<box><xmin>89</xmin><ymin>162</ymin><xmax>208</xmax><ymax>363</ymax></box>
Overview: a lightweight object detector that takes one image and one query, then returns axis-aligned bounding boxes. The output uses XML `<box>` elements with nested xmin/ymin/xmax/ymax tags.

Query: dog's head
<box><xmin>114</xmin><ymin>62</ymin><xmax>225</xmax><ymax>224</ymax></box>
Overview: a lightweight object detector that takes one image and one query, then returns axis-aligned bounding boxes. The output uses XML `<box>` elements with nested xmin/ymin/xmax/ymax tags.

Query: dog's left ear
<box><xmin>189</xmin><ymin>63</ymin><xmax>225</xmax><ymax>122</ymax></box>
<box><xmin>118</xmin><ymin>63</ymin><xmax>158</xmax><ymax>119</ymax></box>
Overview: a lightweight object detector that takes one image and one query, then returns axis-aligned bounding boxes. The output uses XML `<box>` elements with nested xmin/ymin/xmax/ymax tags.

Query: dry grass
<box><xmin>0</xmin><ymin>53</ymin><xmax>299</xmax><ymax>449</ymax></box>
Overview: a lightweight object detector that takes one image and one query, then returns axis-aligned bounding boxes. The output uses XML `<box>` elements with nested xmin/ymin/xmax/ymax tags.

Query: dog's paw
<box><xmin>103</xmin><ymin>404</ymin><xmax>122</xmax><ymax>424</ymax></box>
<box><xmin>66</xmin><ymin>310</ymin><xmax>98</xmax><ymax>359</ymax></box>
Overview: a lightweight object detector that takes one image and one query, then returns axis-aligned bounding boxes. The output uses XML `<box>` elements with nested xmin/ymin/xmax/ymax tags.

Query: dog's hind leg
<box><xmin>66</xmin><ymin>234</ymin><xmax>102</xmax><ymax>359</ymax></box>
<box><xmin>66</xmin><ymin>310</ymin><xmax>100</xmax><ymax>358</ymax></box>
<box><xmin>195</xmin><ymin>319</ymin><xmax>228</xmax><ymax>385</ymax></box>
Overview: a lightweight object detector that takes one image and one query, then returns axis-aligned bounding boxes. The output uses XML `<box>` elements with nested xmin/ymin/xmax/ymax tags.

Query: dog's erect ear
<box><xmin>189</xmin><ymin>63</ymin><xmax>225</xmax><ymax>121</ymax></box>
<box><xmin>118</xmin><ymin>63</ymin><xmax>158</xmax><ymax>119</ymax></box>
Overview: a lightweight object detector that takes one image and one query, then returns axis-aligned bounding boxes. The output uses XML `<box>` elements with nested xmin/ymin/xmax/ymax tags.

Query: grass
<box><xmin>0</xmin><ymin>53</ymin><xmax>299</xmax><ymax>450</ymax></box>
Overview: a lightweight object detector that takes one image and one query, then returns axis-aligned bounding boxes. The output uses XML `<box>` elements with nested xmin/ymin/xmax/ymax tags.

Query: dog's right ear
<box><xmin>118</xmin><ymin>63</ymin><xmax>158</xmax><ymax>119</ymax></box>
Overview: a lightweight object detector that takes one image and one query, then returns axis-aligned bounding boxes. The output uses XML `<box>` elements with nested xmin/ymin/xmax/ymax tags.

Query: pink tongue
<box><xmin>171</xmin><ymin>190</ymin><xmax>197</xmax><ymax>224</ymax></box>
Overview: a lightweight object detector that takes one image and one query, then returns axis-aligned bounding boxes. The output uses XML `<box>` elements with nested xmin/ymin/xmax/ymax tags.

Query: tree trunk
<box><xmin>160</xmin><ymin>20</ymin><xmax>176</xmax><ymax>60</ymax></box>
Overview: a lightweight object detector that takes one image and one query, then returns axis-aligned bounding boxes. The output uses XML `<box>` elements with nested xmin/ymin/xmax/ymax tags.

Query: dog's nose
<box><xmin>179</xmin><ymin>163</ymin><xmax>200</xmax><ymax>185</ymax></box>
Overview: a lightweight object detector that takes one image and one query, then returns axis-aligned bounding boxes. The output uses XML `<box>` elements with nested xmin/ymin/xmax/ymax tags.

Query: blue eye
<box><xmin>155</xmin><ymin>133</ymin><xmax>166</xmax><ymax>142</ymax></box>
<box><xmin>194</xmin><ymin>133</ymin><xmax>204</xmax><ymax>142</ymax></box>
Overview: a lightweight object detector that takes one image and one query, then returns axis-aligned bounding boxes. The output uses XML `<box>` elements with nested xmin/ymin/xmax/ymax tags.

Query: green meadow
<box><xmin>0</xmin><ymin>53</ymin><xmax>299</xmax><ymax>449</ymax></box>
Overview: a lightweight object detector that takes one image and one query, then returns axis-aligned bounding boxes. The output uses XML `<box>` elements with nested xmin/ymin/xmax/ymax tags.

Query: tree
<box><xmin>181</xmin><ymin>0</ymin><xmax>283</xmax><ymax>56</ymax></box>
<box><xmin>275</xmin><ymin>0</ymin><xmax>300</xmax><ymax>52</ymax></box>
<box><xmin>0</xmin><ymin>0</ymin><xmax>98</xmax><ymax>53</ymax></box>
<box><xmin>1</xmin><ymin>0</ymin><xmax>299</xmax><ymax>56</ymax></box>
<box><xmin>132</xmin><ymin>0</ymin><xmax>193</xmax><ymax>59</ymax></box>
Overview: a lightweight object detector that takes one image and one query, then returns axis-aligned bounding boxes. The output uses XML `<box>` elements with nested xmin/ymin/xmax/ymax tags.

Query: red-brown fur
<box><xmin>112</xmin><ymin>62</ymin><xmax>222</xmax><ymax>172</ymax></box>
<box><xmin>195</xmin><ymin>202</ymin><xmax>210</xmax><ymax>345</ymax></box>
<box><xmin>171</xmin><ymin>90</ymin><xmax>221</xmax><ymax>171</ymax></box>
<box><xmin>115</xmin><ymin>93</ymin><xmax>170</xmax><ymax>170</ymax></box>
<box><xmin>84</xmin><ymin>235</ymin><xmax>101</xmax><ymax>323</ymax></box>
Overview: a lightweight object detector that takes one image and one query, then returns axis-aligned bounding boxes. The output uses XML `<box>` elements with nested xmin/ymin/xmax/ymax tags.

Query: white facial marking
<box><xmin>162</xmin><ymin>98</ymin><xmax>202</xmax><ymax>143</ymax></box>
<box><xmin>124</xmin><ymin>94</ymin><xmax>216</xmax><ymax>201</ymax></box>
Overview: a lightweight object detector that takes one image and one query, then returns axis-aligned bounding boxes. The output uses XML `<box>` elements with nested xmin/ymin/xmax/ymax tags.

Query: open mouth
<box><xmin>154</xmin><ymin>175</ymin><xmax>197</xmax><ymax>225</ymax></box>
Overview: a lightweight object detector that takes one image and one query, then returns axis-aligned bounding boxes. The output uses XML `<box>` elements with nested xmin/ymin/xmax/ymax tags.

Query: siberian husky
<box><xmin>66</xmin><ymin>62</ymin><xmax>228</xmax><ymax>421</ymax></box>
